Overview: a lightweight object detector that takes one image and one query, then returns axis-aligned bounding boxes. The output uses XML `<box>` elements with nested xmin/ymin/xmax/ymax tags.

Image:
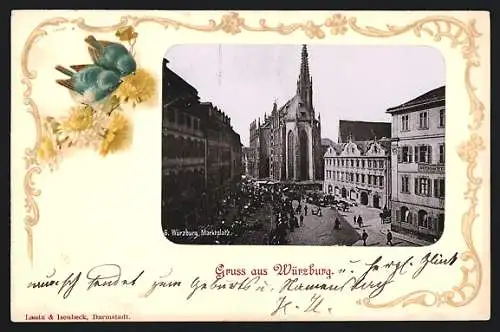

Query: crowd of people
<box><xmin>168</xmin><ymin>178</ymin><xmax>393</xmax><ymax>246</ymax></box>
<box><xmin>264</xmin><ymin>184</ymin><xmax>326</xmax><ymax>245</ymax></box>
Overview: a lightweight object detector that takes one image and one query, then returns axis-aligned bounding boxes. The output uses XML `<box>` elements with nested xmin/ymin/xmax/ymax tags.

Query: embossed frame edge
<box><xmin>18</xmin><ymin>12</ymin><xmax>486</xmax><ymax>310</ymax></box>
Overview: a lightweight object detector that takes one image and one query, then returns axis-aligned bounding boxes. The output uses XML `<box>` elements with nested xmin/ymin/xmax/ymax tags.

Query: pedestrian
<box><xmin>334</xmin><ymin>218</ymin><xmax>340</xmax><ymax>230</ymax></box>
<box><xmin>353</xmin><ymin>215</ymin><xmax>357</xmax><ymax>225</ymax></box>
<box><xmin>294</xmin><ymin>216</ymin><xmax>299</xmax><ymax>228</ymax></box>
<box><xmin>300</xmin><ymin>214</ymin><xmax>304</xmax><ymax>227</ymax></box>
<box><xmin>362</xmin><ymin>230</ymin><xmax>368</xmax><ymax>246</ymax></box>
<box><xmin>304</xmin><ymin>205</ymin><xmax>308</xmax><ymax>216</ymax></box>
<box><xmin>357</xmin><ymin>215</ymin><xmax>363</xmax><ymax>228</ymax></box>
<box><xmin>317</xmin><ymin>207</ymin><xmax>322</xmax><ymax>217</ymax></box>
<box><xmin>386</xmin><ymin>230</ymin><xmax>393</xmax><ymax>246</ymax></box>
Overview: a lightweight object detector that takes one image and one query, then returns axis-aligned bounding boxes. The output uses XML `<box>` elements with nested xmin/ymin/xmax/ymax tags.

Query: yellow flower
<box><xmin>325</xmin><ymin>14</ymin><xmax>348</xmax><ymax>35</ymax></box>
<box><xmin>115</xmin><ymin>25</ymin><xmax>138</xmax><ymax>42</ymax></box>
<box><xmin>37</xmin><ymin>134</ymin><xmax>57</xmax><ymax>164</ymax></box>
<box><xmin>61</xmin><ymin>105</ymin><xmax>94</xmax><ymax>132</ymax></box>
<box><xmin>114</xmin><ymin>68</ymin><xmax>156</xmax><ymax>107</ymax></box>
<box><xmin>220</xmin><ymin>12</ymin><xmax>244</xmax><ymax>35</ymax></box>
<box><xmin>99</xmin><ymin>111</ymin><xmax>132</xmax><ymax>156</ymax></box>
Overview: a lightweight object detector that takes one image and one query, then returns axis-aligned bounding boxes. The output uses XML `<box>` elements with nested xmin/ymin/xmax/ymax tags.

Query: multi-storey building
<box><xmin>162</xmin><ymin>59</ymin><xmax>242</xmax><ymax>230</ymax></box>
<box><xmin>323</xmin><ymin>136</ymin><xmax>392</xmax><ymax>209</ymax></box>
<box><xmin>248</xmin><ymin>45</ymin><xmax>322</xmax><ymax>182</ymax></box>
<box><xmin>199</xmin><ymin>102</ymin><xmax>242</xmax><ymax>216</ymax></box>
<box><xmin>241</xmin><ymin>147</ymin><xmax>251</xmax><ymax>176</ymax></box>
<box><xmin>319</xmin><ymin>138</ymin><xmax>334</xmax><ymax>181</ymax></box>
<box><xmin>387</xmin><ymin>86</ymin><xmax>445</xmax><ymax>242</ymax></box>
<box><xmin>248</xmin><ymin>119</ymin><xmax>261</xmax><ymax>179</ymax></box>
<box><xmin>162</xmin><ymin>59</ymin><xmax>206</xmax><ymax>229</ymax></box>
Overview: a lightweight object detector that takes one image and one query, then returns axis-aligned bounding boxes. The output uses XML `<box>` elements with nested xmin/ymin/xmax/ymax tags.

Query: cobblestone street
<box><xmin>340</xmin><ymin>205</ymin><xmax>414</xmax><ymax>247</ymax></box>
<box><xmin>286</xmin><ymin>200</ymin><xmax>415</xmax><ymax>246</ymax></box>
<box><xmin>287</xmin><ymin>200</ymin><xmax>360</xmax><ymax>245</ymax></box>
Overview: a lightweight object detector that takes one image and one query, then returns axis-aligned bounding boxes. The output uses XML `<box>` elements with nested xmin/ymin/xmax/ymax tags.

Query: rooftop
<box><xmin>163</xmin><ymin>58</ymin><xmax>199</xmax><ymax>96</ymax></box>
<box><xmin>386</xmin><ymin>85</ymin><xmax>445</xmax><ymax>113</ymax></box>
<box><xmin>326</xmin><ymin>138</ymin><xmax>391</xmax><ymax>157</ymax></box>
<box><xmin>338</xmin><ymin>120</ymin><xmax>391</xmax><ymax>143</ymax></box>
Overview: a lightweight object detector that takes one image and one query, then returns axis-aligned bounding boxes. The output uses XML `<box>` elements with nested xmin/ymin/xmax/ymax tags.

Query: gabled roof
<box><xmin>163</xmin><ymin>59</ymin><xmax>199</xmax><ymax>96</ymax></box>
<box><xmin>325</xmin><ymin>138</ymin><xmax>391</xmax><ymax>157</ymax></box>
<box><xmin>386</xmin><ymin>85</ymin><xmax>445</xmax><ymax>114</ymax></box>
<box><xmin>338</xmin><ymin>120</ymin><xmax>391</xmax><ymax>143</ymax></box>
<box><xmin>355</xmin><ymin>141</ymin><xmax>370</xmax><ymax>154</ymax></box>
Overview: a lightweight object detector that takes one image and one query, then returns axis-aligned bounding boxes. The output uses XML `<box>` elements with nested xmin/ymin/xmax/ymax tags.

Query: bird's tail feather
<box><xmin>84</xmin><ymin>35</ymin><xmax>103</xmax><ymax>51</ymax></box>
<box><xmin>55</xmin><ymin>65</ymin><xmax>73</xmax><ymax>77</ymax></box>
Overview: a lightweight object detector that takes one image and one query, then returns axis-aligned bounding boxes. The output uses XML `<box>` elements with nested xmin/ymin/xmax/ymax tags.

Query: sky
<box><xmin>164</xmin><ymin>45</ymin><xmax>445</xmax><ymax>147</ymax></box>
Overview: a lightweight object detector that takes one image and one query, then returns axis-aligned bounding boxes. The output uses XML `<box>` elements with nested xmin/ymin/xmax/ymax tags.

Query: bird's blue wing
<box><xmin>96</xmin><ymin>70</ymin><xmax>120</xmax><ymax>89</ymax></box>
<box><xmin>89</xmin><ymin>40</ymin><xmax>124</xmax><ymax>67</ymax></box>
<box><xmin>73</xmin><ymin>66</ymin><xmax>102</xmax><ymax>92</ymax></box>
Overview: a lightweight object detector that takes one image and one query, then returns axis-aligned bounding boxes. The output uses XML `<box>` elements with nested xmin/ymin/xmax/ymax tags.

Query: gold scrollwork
<box><xmin>19</xmin><ymin>12</ymin><xmax>485</xmax><ymax>309</ymax></box>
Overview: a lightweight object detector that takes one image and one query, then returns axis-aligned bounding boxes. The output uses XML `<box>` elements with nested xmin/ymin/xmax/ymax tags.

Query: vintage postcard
<box><xmin>11</xmin><ymin>10</ymin><xmax>490</xmax><ymax>321</ymax></box>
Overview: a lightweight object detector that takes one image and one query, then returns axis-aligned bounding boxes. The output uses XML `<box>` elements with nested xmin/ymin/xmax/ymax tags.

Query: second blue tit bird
<box><xmin>85</xmin><ymin>35</ymin><xmax>137</xmax><ymax>77</ymax></box>
<box><xmin>55</xmin><ymin>65</ymin><xmax>123</xmax><ymax>103</ymax></box>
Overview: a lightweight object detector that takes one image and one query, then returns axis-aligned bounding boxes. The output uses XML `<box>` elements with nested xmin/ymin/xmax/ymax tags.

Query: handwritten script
<box><xmin>26</xmin><ymin>251</ymin><xmax>458</xmax><ymax>316</ymax></box>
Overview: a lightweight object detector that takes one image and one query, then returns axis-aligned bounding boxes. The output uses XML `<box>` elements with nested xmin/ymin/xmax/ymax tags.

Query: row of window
<box><xmin>167</xmin><ymin>108</ymin><xmax>201</xmax><ymax>131</ymax></box>
<box><xmin>207</xmin><ymin>147</ymin><xmax>232</xmax><ymax>164</ymax></box>
<box><xmin>325</xmin><ymin>158</ymin><xmax>386</xmax><ymax>169</ymax></box>
<box><xmin>401</xmin><ymin>109</ymin><xmax>445</xmax><ymax>131</ymax></box>
<box><xmin>325</xmin><ymin>171</ymin><xmax>385</xmax><ymax>187</ymax></box>
<box><xmin>163</xmin><ymin>170</ymin><xmax>205</xmax><ymax>196</ymax></box>
<box><xmin>208</xmin><ymin>129</ymin><xmax>238</xmax><ymax>145</ymax></box>
<box><xmin>207</xmin><ymin>165</ymin><xmax>233</xmax><ymax>187</ymax></box>
<box><xmin>397</xmin><ymin>207</ymin><xmax>445</xmax><ymax>231</ymax></box>
<box><xmin>164</xmin><ymin>135</ymin><xmax>205</xmax><ymax>159</ymax></box>
<box><xmin>399</xmin><ymin>144</ymin><xmax>445</xmax><ymax>164</ymax></box>
<box><xmin>400</xmin><ymin>175</ymin><xmax>445</xmax><ymax>198</ymax></box>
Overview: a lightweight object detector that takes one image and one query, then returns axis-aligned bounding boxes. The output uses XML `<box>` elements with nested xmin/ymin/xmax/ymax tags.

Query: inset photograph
<box><xmin>162</xmin><ymin>44</ymin><xmax>445</xmax><ymax>246</ymax></box>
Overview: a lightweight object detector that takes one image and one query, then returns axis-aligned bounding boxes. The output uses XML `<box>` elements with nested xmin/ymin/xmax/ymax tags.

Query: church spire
<box><xmin>299</xmin><ymin>44</ymin><xmax>311</xmax><ymax>86</ymax></box>
<box><xmin>296</xmin><ymin>44</ymin><xmax>313</xmax><ymax>109</ymax></box>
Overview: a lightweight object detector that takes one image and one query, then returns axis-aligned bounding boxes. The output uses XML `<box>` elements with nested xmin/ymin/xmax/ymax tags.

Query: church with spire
<box><xmin>249</xmin><ymin>45</ymin><xmax>323</xmax><ymax>182</ymax></box>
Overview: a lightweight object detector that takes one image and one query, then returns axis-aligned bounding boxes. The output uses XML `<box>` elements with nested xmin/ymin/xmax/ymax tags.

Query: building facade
<box><xmin>387</xmin><ymin>86</ymin><xmax>445</xmax><ymax>242</ymax></box>
<box><xmin>248</xmin><ymin>45</ymin><xmax>322</xmax><ymax>182</ymax></box>
<box><xmin>162</xmin><ymin>59</ymin><xmax>242</xmax><ymax>230</ymax></box>
<box><xmin>198</xmin><ymin>102</ymin><xmax>242</xmax><ymax>218</ymax></box>
<box><xmin>319</xmin><ymin>138</ymin><xmax>334</xmax><ymax>181</ymax></box>
<box><xmin>241</xmin><ymin>147</ymin><xmax>251</xmax><ymax>176</ymax></box>
<box><xmin>323</xmin><ymin>138</ymin><xmax>391</xmax><ymax>209</ymax></box>
<box><xmin>162</xmin><ymin>59</ymin><xmax>206</xmax><ymax>230</ymax></box>
<box><xmin>248</xmin><ymin>119</ymin><xmax>261</xmax><ymax>179</ymax></box>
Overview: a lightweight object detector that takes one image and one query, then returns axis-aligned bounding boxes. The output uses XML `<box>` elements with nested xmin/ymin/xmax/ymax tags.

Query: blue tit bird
<box><xmin>84</xmin><ymin>35</ymin><xmax>137</xmax><ymax>77</ymax></box>
<box><xmin>55</xmin><ymin>64</ymin><xmax>123</xmax><ymax>103</ymax></box>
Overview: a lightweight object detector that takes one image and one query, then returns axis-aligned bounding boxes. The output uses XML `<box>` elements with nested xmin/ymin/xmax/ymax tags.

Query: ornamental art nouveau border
<box><xmin>19</xmin><ymin>12</ymin><xmax>486</xmax><ymax>309</ymax></box>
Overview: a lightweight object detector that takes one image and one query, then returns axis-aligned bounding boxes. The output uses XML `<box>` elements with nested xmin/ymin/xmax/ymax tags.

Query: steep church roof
<box><xmin>386</xmin><ymin>85</ymin><xmax>445</xmax><ymax>114</ymax></box>
<box><xmin>338</xmin><ymin>120</ymin><xmax>391</xmax><ymax>143</ymax></box>
<box><xmin>252</xmin><ymin>45</ymin><xmax>317</xmax><ymax>128</ymax></box>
